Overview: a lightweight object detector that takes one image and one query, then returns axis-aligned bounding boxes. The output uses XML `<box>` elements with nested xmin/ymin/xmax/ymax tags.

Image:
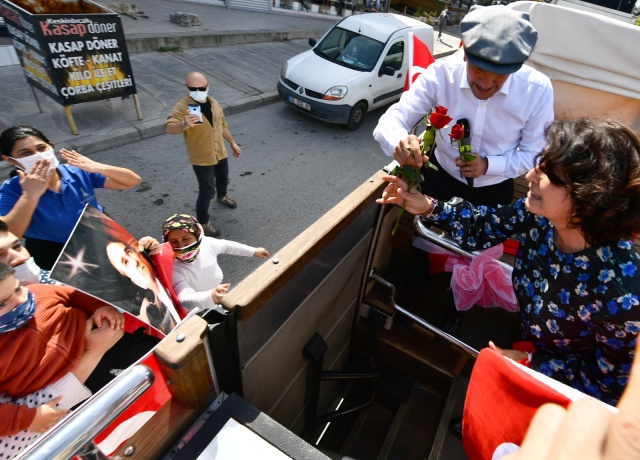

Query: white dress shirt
<box><xmin>373</xmin><ymin>55</ymin><xmax>554</xmax><ymax>187</ymax></box>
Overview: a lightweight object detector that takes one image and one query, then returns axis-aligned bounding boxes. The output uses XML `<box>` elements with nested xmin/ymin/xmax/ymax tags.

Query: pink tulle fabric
<box><xmin>412</xmin><ymin>237</ymin><xmax>518</xmax><ymax>312</ymax></box>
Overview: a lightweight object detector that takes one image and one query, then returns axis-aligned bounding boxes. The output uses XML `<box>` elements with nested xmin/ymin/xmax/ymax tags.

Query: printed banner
<box><xmin>0</xmin><ymin>0</ymin><xmax>137</xmax><ymax>105</ymax></box>
<box><xmin>50</xmin><ymin>206</ymin><xmax>180</xmax><ymax>335</ymax></box>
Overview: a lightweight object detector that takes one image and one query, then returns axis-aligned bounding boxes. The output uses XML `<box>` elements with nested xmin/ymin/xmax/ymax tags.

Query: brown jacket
<box><xmin>166</xmin><ymin>95</ymin><xmax>229</xmax><ymax>166</ymax></box>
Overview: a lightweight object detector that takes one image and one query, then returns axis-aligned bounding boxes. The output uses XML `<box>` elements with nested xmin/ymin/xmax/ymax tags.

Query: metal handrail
<box><xmin>368</xmin><ymin>270</ymin><xmax>479</xmax><ymax>358</ymax></box>
<box><xmin>413</xmin><ymin>216</ymin><xmax>514</xmax><ymax>273</ymax></box>
<box><xmin>18</xmin><ymin>365</ymin><xmax>154</xmax><ymax>460</ymax></box>
<box><xmin>366</xmin><ymin>215</ymin><xmax>519</xmax><ymax>358</ymax></box>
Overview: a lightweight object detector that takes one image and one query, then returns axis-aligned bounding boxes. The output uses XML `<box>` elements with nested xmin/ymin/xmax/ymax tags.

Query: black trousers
<box><xmin>421</xmin><ymin>155</ymin><xmax>514</xmax><ymax>209</ymax></box>
<box><xmin>193</xmin><ymin>158</ymin><xmax>230</xmax><ymax>224</ymax></box>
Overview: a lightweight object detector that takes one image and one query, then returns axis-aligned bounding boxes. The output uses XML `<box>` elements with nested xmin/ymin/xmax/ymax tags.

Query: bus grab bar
<box><xmin>413</xmin><ymin>216</ymin><xmax>514</xmax><ymax>273</ymax></box>
<box><xmin>17</xmin><ymin>364</ymin><xmax>154</xmax><ymax>460</ymax></box>
<box><xmin>368</xmin><ymin>270</ymin><xmax>479</xmax><ymax>358</ymax></box>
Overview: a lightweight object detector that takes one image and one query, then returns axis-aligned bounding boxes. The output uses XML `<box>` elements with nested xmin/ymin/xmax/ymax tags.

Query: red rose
<box><xmin>429</xmin><ymin>106</ymin><xmax>452</xmax><ymax>129</ymax></box>
<box><xmin>449</xmin><ymin>123</ymin><xmax>464</xmax><ymax>140</ymax></box>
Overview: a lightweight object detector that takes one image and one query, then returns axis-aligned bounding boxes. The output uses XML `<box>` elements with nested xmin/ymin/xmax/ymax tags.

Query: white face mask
<box><xmin>13</xmin><ymin>257</ymin><xmax>42</xmax><ymax>285</ymax></box>
<box><xmin>12</xmin><ymin>147</ymin><xmax>59</xmax><ymax>173</ymax></box>
<box><xmin>189</xmin><ymin>90</ymin><xmax>209</xmax><ymax>103</ymax></box>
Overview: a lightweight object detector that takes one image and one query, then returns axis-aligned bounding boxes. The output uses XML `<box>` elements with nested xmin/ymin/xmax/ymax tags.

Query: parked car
<box><xmin>277</xmin><ymin>13</ymin><xmax>434</xmax><ymax>130</ymax></box>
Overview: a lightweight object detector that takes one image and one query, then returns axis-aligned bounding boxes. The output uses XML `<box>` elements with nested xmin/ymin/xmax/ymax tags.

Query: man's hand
<box><xmin>92</xmin><ymin>305</ymin><xmax>125</xmax><ymax>330</ymax></box>
<box><xmin>27</xmin><ymin>396</ymin><xmax>68</xmax><ymax>433</ymax></box>
<box><xmin>254</xmin><ymin>247</ymin><xmax>269</xmax><ymax>259</ymax></box>
<box><xmin>212</xmin><ymin>283</ymin><xmax>231</xmax><ymax>304</ymax></box>
<box><xmin>183</xmin><ymin>113</ymin><xmax>201</xmax><ymax>129</ymax></box>
<box><xmin>18</xmin><ymin>159</ymin><xmax>51</xmax><ymax>200</ymax></box>
<box><xmin>394</xmin><ymin>135</ymin><xmax>426</xmax><ymax>168</ymax></box>
<box><xmin>231</xmin><ymin>143</ymin><xmax>241</xmax><ymax>158</ymax></box>
<box><xmin>454</xmin><ymin>153</ymin><xmax>488</xmax><ymax>179</ymax></box>
<box><xmin>138</xmin><ymin>236</ymin><xmax>161</xmax><ymax>255</ymax></box>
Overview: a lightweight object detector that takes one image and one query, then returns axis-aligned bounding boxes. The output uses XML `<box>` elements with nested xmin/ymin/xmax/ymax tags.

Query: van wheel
<box><xmin>346</xmin><ymin>101</ymin><xmax>367</xmax><ymax>131</ymax></box>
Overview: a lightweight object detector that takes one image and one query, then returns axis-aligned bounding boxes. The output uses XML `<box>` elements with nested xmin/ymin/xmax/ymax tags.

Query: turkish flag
<box><xmin>462</xmin><ymin>349</ymin><xmax>615</xmax><ymax>460</ymax></box>
<box><xmin>404</xmin><ymin>32</ymin><xmax>435</xmax><ymax>91</ymax></box>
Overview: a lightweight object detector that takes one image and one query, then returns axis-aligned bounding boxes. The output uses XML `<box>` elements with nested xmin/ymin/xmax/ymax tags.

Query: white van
<box><xmin>277</xmin><ymin>13</ymin><xmax>434</xmax><ymax>130</ymax></box>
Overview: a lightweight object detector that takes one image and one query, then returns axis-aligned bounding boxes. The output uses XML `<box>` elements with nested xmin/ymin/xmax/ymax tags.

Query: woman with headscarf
<box><xmin>139</xmin><ymin>214</ymin><xmax>269</xmax><ymax>312</ymax></box>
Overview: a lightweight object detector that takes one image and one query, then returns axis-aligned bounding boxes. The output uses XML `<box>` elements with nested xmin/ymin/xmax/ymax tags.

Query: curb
<box><xmin>125</xmin><ymin>29</ymin><xmax>329</xmax><ymax>53</ymax></box>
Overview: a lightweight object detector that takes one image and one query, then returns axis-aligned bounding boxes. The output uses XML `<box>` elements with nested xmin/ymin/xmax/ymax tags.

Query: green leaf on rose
<box><xmin>398</xmin><ymin>164</ymin><xmax>424</xmax><ymax>188</ymax></box>
<box><xmin>459</xmin><ymin>145</ymin><xmax>474</xmax><ymax>163</ymax></box>
<box><xmin>422</xmin><ymin>128</ymin><xmax>435</xmax><ymax>148</ymax></box>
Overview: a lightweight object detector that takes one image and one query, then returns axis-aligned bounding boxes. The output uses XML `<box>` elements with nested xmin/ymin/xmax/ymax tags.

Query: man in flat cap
<box><xmin>373</xmin><ymin>5</ymin><xmax>553</xmax><ymax>208</ymax></box>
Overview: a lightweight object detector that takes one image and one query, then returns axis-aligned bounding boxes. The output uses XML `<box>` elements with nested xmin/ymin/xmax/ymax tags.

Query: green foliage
<box><xmin>157</xmin><ymin>46</ymin><xmax>180</xmax><ymax>52</ymax></box>
<box><xmin>412</xmin><ymin>7</ymin><xmax>437</xmax><ymax>17</ymax></box>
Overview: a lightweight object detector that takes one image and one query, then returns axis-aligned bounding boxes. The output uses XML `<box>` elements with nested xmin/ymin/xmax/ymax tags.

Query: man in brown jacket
<box><xmin>165</xmin><ymin>71</ymin><xmax>242</xmax><ymax>237</ymax></box>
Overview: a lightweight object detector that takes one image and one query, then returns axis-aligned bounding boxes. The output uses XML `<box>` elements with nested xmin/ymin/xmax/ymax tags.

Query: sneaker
<box><xmin>202</xmin><ymin>222</ymin><xmax>221</xmax><ymax>237</ymax></box>
<box><xmin>217</xmin><ymin>195</ymin><xmax>237</xmax><ymax>209</ymax></box>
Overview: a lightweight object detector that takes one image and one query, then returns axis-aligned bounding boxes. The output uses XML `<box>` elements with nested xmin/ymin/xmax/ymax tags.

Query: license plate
<box><xmin>288</xmin><ymin>96</ymin><xmax>310</xmax><ymax>111</ymax></box>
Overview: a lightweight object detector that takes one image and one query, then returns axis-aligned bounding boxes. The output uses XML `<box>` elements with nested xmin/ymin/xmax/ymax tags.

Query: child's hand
<box><xmin>27</xmin><ymin>396</ymin><xmax>67</xmax><ymax>433</ymax></box>
<box><xmin>93</xmin><ymin>305</ymin><xmax>125</xmax><ymax>330</ymax></box>
<box><xmin>212</xmin><ymin>283</ymin><xmax>231</xmax><ymax>304</ymax></box>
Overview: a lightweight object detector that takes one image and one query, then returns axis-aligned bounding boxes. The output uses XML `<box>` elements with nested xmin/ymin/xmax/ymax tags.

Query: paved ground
<box><xmin>0</xmin><ymin>1</ymin><xmax>461</xmax><ymax>156</ymax></box>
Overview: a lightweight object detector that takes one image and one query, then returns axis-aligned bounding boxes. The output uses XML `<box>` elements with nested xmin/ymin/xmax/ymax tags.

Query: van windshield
<box><xmin>314</xmin><ymin>27</ymin><xmax>384</xmax><ymax>72</ymax></box>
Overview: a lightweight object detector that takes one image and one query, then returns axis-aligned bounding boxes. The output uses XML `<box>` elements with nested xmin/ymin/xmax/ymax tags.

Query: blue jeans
<box><xmin>193</xmin><ymin>158</ymin><xmax>229</xmax><ymax>224</ymax></box>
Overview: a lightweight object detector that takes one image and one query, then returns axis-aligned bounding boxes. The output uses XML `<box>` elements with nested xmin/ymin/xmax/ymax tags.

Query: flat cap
<box><xmin>460</xmin><ymin>5</ymin><xmax>538</xmax><ymax>75</ymax></box>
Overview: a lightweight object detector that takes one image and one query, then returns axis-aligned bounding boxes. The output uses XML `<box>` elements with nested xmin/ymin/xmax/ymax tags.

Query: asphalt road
<box><xmin>93</xmin><ymin>100</ymin><xmax>392</xmax><ymax>286</ymax></box>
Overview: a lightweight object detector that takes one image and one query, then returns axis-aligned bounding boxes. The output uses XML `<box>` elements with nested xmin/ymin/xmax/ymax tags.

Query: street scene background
<box><xmin>0</xmin><ymin>1</ymin><xmax>461</xmax><ymax>287</ymax></box>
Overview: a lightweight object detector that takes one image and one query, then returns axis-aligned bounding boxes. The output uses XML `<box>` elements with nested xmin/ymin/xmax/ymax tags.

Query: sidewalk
<box><xmin>0</xmin><ymin>1</ymin><xmax>461</xmax><ymax>156</ymax></box>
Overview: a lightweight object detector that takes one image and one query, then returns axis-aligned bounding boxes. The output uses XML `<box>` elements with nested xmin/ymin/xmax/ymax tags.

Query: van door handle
<box><xmin>397</xmin><ymin>73</ymin><xmax>402</xmax><ymax>78</ymax></box>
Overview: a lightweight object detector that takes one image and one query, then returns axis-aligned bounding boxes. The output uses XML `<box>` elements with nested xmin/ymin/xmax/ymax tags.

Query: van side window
<box><xmin>382</xmin><ymin>41</ymin><xmax>404</xmax><ymax>71</ymax></box>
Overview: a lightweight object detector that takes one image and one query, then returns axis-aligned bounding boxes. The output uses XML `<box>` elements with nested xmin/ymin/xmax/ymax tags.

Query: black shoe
<box><xmin>202</xmin><ymin>222</ymin><xmax>221</xmax><ymax>237</ymax></box>
<box><xmin>217</xmin><ymin>195</ymin><xmax>237</xmax><ymax>209</ymax></box>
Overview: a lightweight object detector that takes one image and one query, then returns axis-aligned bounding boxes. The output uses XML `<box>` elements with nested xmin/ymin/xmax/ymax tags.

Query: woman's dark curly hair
<box><xmin>0</xmin><ymin>126</ymin><xmax>51</xmax><ymax>157</ymax></box>
<box><xmin>537</xmin><ymin>117</ymin><xmax>640</xmax><ymax>247</ymax></box>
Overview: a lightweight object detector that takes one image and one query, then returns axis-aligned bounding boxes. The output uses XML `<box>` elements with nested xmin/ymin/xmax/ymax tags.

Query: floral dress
<box><xmin>426</xmin><ymin>198</ymin><xmax>640</xmax><ymax>405</ymax></box>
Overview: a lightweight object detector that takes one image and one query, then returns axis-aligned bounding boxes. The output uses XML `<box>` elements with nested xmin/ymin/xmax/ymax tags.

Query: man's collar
<box><xmin>460</xmin><ymin>65</ymin><xmax>512</xmax><ymax>97</ymax></box>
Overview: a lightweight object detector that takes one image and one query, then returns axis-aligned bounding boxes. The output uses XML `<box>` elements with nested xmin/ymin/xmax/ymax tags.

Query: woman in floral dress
<box><xmin>377</xmin><ymin>117</ymin><xmax>640</xmax><ymax>404</ymax></box>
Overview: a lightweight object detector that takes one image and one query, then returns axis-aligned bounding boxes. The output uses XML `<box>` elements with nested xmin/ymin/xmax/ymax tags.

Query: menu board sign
<box><xmin>0</xmin><ymin>0</ymin><xmax>137</xmax><ymax>106</ymax></box>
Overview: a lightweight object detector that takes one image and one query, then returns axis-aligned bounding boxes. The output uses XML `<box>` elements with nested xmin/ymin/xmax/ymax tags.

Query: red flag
<box><xmin>462</xmin><ymin>349</ymin><xmax>614</xmax><ymax>460</ymax></box>
<box><xmin>404</xmin><ymin>32</ymin><xmax>435</xmax><ymax>91</ymax></box>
